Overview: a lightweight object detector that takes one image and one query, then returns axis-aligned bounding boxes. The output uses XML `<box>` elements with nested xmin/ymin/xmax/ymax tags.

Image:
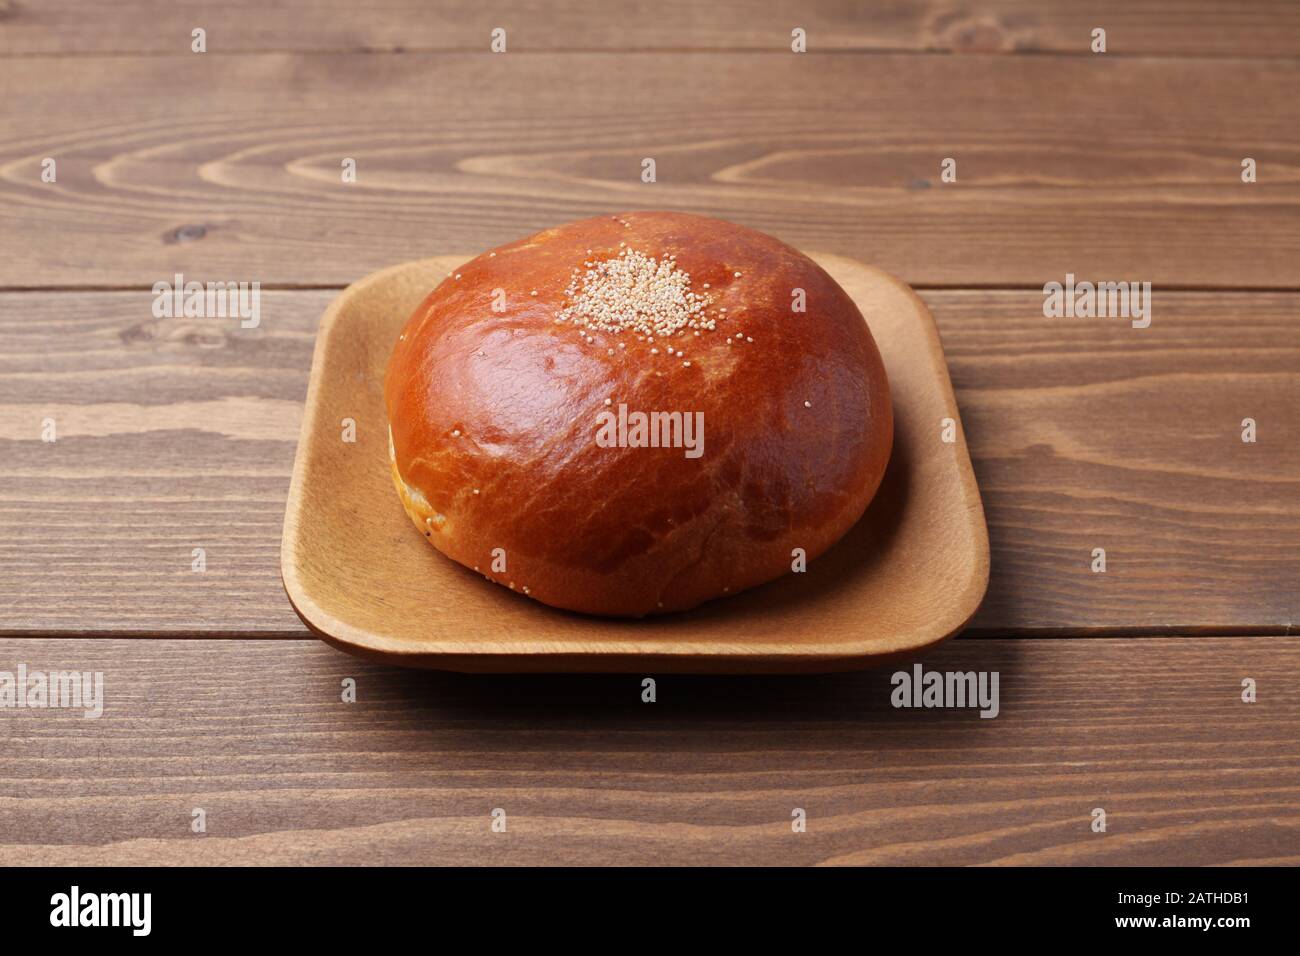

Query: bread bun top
<box><xmin>384</xmin><ymin>211</ymin><xmax>892</xmax><ymax>616</ymax></box>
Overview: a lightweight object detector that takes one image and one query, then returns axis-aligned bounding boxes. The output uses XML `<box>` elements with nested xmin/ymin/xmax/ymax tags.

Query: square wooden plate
<box><xmin>281</xmin><ymin>253</ymin><xmax>988</xmax><ymax>673</ymax></box>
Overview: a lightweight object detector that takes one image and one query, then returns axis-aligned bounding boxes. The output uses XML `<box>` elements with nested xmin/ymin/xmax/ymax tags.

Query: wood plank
<box><xmin>0</xmin><ymin>290</ymin><xmax>326</xmax><ymax>634</ymax></box>
<box><xmin>1</xmin><ymin>52</ymin><xmax>1298</xmax><ymax>289</ymax></box>
<box><xmin>3</xmin><ymin>1</ymin><xmax>1299</xmax><ymax>57</ymax></box>
<box><xmin>940</xmin><ymin>290</ymin><xmax>1300</xmax><ymax>633</ymax></box>
<box><xmin>0</xmin><ymin>636</ymin><xmax>1295</xmax><ymax>865</ymax></box>
<box><xmin>1</xmin><ymin>289</ymin><xmax>1295</xmax><ymax>636</ymax></box>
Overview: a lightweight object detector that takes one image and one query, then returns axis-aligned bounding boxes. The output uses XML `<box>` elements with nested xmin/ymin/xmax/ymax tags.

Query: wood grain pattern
<box><xmin>1</xmin><ymin>289</ymin><xmax>1295</xmax><ymax>637</ymax></box>
<box><xmin>2</xmin><ymin>52</ymin><xmax>1298</xmax><ymax>289</ymax></box>
<box><xmin>0</xmin><ymin>636</ymin><xmax>1294</xmax><ymax>865</ymax></box>
<box><xmin>3</xmin><ymin>1</ymin><xmax>1299</xmax><ymax>56</ymax></box>
<box><xmin>2</xmin><ymin>4</ymin><xmax>1297</xmax><ymax>870</ymax></box>
<box><xmin>0</xmin><ymin>290</ymin><xmax>327</xmax><ymax>633</ymax></box>
<box><xmin>941</xmin><ymin>291</ymin><xmax>1300</xmax><ymax>633</ymax></box>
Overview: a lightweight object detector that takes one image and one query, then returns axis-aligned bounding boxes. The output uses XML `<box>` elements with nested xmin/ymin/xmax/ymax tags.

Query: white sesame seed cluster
<box><xmin>556</xmin><ymin>247</ymin><xmax>717</xmax><ymax>342</ymax></box>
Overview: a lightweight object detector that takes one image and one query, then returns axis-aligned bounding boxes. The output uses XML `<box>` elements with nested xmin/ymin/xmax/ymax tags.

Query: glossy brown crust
<box><xmin>384</xmin><ymin>212</ymin><xmax>892</xmax><ymax>617</ymax></box>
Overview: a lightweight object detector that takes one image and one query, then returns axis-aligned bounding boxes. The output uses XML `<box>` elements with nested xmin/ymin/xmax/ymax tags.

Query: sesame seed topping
<box><xmin>604</xmin><ymin>398</ymin><xmax>612</xmax><ymax>405</ymax></box>
<box><xmin>451</xmin><ymin>429</ymin><xmax>461</xmax><ymax>437</ymax></box>
<box><xmin>804</xmin><ymin>401</ymin><xmax>812</xmax><ymax>408</ymax></box>
<box><xmin>734</xmin><ymin>271</ymin><xmax>742</xmax><ymax>277</ymax></box>
<box><xmin>556</xmin><ymin>248</ymin><xmax>718</xmax><ymax>343</ymax></box>
<box><xmin>455</xmin><ymin>273</ymin><xmax>461</xmax><ymax>279</ymax></box>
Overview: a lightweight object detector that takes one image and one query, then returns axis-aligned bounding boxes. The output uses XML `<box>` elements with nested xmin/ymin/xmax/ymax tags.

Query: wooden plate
<box><xmin>281</xmin><ymin>254</ymin><xmax>988</xmax><ymax>673</ymax></box>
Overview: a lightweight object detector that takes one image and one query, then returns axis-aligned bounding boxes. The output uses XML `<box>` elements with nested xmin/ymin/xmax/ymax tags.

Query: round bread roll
<box><xmin>384</xmin><ymin>211</ymin><xmax>892</xmax><ymax>617</ymax></box>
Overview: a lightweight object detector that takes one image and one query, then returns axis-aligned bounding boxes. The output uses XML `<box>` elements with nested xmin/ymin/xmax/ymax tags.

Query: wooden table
<box><xmin>1</xmin><ymin>2</ymin><xmax>1297</xmax><ymax>866</ymax></box>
